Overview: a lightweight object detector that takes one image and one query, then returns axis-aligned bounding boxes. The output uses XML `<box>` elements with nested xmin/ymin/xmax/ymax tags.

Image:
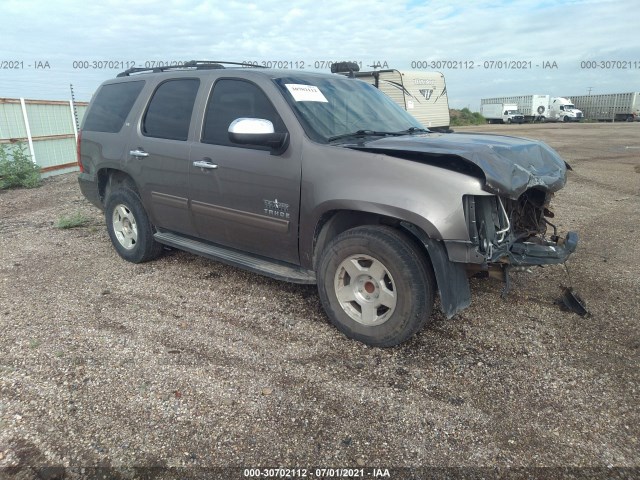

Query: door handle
<box><xmin>129</xmin><ymin>149</ymin><xmax>149</xmax><ymax>158</ymax></box>
<box><xmin>193</xmin><ymin>160</ymin><xmax>218</xmax><ymax>170</ymax></box>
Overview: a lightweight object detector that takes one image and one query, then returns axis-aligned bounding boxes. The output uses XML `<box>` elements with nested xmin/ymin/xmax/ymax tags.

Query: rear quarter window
<box><xmin>83</xmin><ymin>81</ymin><xmax>145</xmax><ymax>133</ymax></box>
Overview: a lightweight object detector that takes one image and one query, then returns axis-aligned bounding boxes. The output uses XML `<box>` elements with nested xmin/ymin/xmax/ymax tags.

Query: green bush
<box><xmin>0</xmin><ymin>143</ymin><xmax>41</xmax><ymax>189</ymax></box>
<box><xmin>55</xmin><ymin>211</ymin><xmax>91</xmax><ymax>229</ymax></box>
<box><xmin>450</xmin><ymin>108</ymin><xmax>486</xmax><ymax>127</ymax></box>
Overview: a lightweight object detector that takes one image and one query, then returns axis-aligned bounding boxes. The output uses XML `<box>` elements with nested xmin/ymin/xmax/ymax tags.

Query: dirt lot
<box><xmin>1</xmin><ymin>122</ymin><xmax>639</xmax><ymax>478</ymax></box>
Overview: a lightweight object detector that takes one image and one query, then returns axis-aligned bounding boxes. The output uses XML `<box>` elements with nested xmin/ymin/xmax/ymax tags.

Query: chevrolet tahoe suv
<box><xmin>78</xmin><ymin>61</ymin><xmax>578</xmax><ymax>347</ymax></box>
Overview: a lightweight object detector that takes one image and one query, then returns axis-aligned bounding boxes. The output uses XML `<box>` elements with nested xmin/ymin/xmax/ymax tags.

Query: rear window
<box><xmin>83</xmin><ymin>81</ymin><xmax>144</xmax><ymax>133</ymax></box>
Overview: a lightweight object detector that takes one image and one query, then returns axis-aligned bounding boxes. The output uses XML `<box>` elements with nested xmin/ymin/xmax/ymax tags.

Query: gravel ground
<box><xmin>0</xmin><ymin>122</ymin><xmax>638</xmax><ymax>479</ymax></box>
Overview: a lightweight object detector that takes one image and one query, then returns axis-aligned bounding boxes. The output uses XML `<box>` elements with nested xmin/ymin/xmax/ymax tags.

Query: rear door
<box><xmin>188</xmin><ymin>78</ymin><xmax>301</xmax><ymax>264</ymax></box>
<box><xmin>124</xmin><ymin>78</ymin><xmax>200</xmax><ymax>235</ymax></box>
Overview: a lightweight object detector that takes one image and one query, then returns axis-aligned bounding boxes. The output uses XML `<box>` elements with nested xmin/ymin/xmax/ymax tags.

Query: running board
<box><xmin>154</xmin><ymin>231</ymin><xmax>316</xmax><ymax>284</ymax></box>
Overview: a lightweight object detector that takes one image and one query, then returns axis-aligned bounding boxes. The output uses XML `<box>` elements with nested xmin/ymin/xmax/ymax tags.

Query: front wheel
<box><xmin>105</xmin><ymin>188</ymin><xmax>163</xmax><ymax>263</ymax></box>
<box><xmin>317</xmin><ymin>226</ymin><xmax>435</xmax><ymax>347</ymax></box>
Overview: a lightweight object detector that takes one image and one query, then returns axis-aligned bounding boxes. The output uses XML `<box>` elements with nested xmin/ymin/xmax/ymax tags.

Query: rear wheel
<box><xmin>317</xmin><ymin>226</ymin><xmax>435</xmax><ymax>347</ymax></box>
<box><xmin>105</xmin><ymin>188</ymin><xmax>163</xmax><ymax>263</ymax></box>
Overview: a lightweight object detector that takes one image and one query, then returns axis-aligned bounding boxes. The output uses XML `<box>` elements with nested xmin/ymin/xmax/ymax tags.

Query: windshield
<box><xmin>565</xmin><ymin>104</ymin><xmax>576</xmax><ymax>109</ymax></box>
<box><xmin>506</xmin><ymin>110</ymin><xmax>521</xmax><ymax>115</ymax></box>
<box><xmin>273</xmin><ymin>76</ymin><xmax>424</xmax><ymax>143</ymax></box>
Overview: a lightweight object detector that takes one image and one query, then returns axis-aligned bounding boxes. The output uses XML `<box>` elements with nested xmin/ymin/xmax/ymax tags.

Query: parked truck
<box><xmin>567</xmin><ymin>92</ymin><xmax>640</xmax><ymax>122</ymax></box>
<box><xmin>480</xmin><ymin>103</ymin><xmax>525</xmax><ymax>124</ymax></box>
<box><xmin>341</xmin><ymin>69</ymin><xmax>451</xmax><ymax>131</ymax></box>
<box><xmin>481</xmin><ymin>95</ymin><xmax>584</xmax><ymax>122</ymax></box>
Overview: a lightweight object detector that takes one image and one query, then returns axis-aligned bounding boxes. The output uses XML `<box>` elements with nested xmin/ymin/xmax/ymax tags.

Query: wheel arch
<box><xmin>311</xmin><ymin>209</ymin><xmax>471</xmax><ymax>319</ymax></box>
<box><xmin>310</xmin><ymin>209</ymin><xmax>440</xmax><ymax>271</ymax></box>
<box><xmin>97</xmin><ymin>168</ymin><xmax>140</xmax><ymax>204</ymax></box>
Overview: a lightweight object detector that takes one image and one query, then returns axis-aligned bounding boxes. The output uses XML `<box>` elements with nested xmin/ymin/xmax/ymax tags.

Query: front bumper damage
<box><xmin>509</xmin><ymin>231</ymin><xmax>578</xmax><ymax>266</ymax></box>
<box><xmin>461</xmin><ymin>191</ymin><xmax>578</xmax><ymax>268</ymax></box>
<box><xmin>406</xmin><ymin>216</ymin><xmax>579</xmax><ymax>321</ymax></box>
<box><xmin>491</xmin><ymin>231</ymin><xmax>578</xmax><ymax>298</ymax></box>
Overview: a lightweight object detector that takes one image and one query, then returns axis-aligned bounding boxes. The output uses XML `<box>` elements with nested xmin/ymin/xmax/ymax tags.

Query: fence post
<box><xmin>19</xmin><ymin>98</ymin><xmax>36</xmax><ymax>164</ymax></box>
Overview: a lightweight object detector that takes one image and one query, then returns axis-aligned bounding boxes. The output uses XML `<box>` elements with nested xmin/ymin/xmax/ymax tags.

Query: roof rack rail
<box><xmin>116</xmin><ymin>60</ymin><xmax>266</xmax><ymax>77</ymax></box>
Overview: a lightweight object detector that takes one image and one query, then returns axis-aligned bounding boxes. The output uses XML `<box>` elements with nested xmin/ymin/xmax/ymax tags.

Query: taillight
<box><xmin>77</xmin><ymin>129</ymin><xmax>84</xmax><ymax>172</ymax></box>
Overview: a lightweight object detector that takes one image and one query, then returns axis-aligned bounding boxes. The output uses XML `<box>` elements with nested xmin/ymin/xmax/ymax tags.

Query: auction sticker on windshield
<box><xmin>285</xmin><ymin>84</ymin><xmax>328</xmax><ymax>102</ymax></box>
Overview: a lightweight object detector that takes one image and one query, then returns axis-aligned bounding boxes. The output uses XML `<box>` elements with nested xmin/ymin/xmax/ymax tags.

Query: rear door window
<box><xmin>143</xmin><ymin>79</ymin><xmax>200</xmax><ymax>141</ymax></box>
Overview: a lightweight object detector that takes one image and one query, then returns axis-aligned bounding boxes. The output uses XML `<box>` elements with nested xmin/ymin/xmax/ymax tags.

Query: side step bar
<box><xmin>154</xmin><ymin>231</ymin><xmax>316</xmax><ymax>284</ymax></box>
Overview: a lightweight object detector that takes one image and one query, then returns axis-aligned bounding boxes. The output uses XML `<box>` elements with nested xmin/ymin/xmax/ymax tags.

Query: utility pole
<box><xmin>69</xmin><ymin>84</ymin><xmax>80</xmax><ymax>134</ymax></box>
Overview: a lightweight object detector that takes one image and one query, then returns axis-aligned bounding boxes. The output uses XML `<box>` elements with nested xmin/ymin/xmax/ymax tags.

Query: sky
<box><xmin>0</xmin><ymin>0</ymin><xmax>638</xmax><ymax>110</ymax></box>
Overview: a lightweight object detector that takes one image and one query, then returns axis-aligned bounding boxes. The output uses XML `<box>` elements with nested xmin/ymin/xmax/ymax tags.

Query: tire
<box><xmin>563</xmin><ymin>116</ymin><xmax>570</xmax><ymax>122</ymax></box>
<box><xmin>317</xmin><ymin>226</ymin><xmax>435</xmax><ymax>347</ymax></box>
<box><xmin>507</xmin><ymin>118</ymin><xmax>512</xmax><ymax>124</ymax></box>
<box><xmin>540</xmin><ymin>116</ymin><xmax>546</xmax><ymax>123</ymax></box>
<box><xmin>104</xmin><ymin>188</ymin><xmax>163</xmax><ymax>263</ymax></box>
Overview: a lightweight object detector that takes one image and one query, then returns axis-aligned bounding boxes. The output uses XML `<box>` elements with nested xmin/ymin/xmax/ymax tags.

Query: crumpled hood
<box><xmin>349</xmin><ymin>132</ymin><xmax>568</xmax><ymax>199</ymax></box>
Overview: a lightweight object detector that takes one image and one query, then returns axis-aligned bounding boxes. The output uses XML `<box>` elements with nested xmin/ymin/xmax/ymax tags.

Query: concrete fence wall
<box><xmin>0</xmin><ymin>98</ymin><xmax>89</xmax><ymax>177</ymax></box>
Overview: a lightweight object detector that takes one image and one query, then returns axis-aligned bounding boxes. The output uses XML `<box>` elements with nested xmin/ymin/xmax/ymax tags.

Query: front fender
<box><xmin>299</xmin><ymin>142</ymin><xmax>489</xmax><ymax>266</ymax></box>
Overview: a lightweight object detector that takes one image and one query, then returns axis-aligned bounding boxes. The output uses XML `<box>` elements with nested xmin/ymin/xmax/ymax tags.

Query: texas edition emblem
<box><xmin>263</xmin><ymin>199</ymin><xmax>290</xmax><ymax>219</ymax></box>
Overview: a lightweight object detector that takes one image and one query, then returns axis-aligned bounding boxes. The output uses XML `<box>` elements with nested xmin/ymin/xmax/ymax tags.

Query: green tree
<box><xmin>450</xmin><ymin>108</ymin><xmax>486</xmax><ymax>126</ymax></box>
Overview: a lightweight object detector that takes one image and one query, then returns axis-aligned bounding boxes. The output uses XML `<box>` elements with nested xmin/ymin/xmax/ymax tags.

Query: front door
<box><xmin>189</xmin><ymin>78</ymin><xmax>301</xmax><ymax>264</ymax></box>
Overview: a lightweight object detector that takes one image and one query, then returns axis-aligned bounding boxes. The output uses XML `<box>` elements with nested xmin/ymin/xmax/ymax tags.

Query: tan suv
<box><xmin>78</xmin><ymin>61</ymin><xmax>578</xmax><ymax>347</ymax></box>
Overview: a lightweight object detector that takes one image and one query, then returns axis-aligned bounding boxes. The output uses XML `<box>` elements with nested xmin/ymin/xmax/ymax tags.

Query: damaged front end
<box><xmin>356</xmin><ymin>132</ymin><xmax>580</xmax><ymax>314</ymax></box>
<box><xmin>464</xmin><ymin>188</ymin><xmax>578</xmax><ymax>269</ymax></box>
<box><xmin>355</xmin><ymin>133</ymin><xmax>578</xmax><ymax>269</ymax></box>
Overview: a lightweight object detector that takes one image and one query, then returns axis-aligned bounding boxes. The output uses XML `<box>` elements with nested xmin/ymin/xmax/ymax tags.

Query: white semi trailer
<box><xmin>567</xmin><ymin>92</ymin><xmax>640</xmax><ymax>122</ymax></box>
<box><xmin>480</xmin><ymin>95</ymin><xmax>584</xmax><ymax>122</ymax></box>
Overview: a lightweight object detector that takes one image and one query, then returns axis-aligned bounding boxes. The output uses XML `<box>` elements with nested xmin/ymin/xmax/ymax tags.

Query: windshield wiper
<box><xmin>327</xmin><ymin>130</ymin><xmax>406</xmax><ymax>142</ymax></box>
<box><xmin>397</xmin><ymin>127</ymin><xmax>430</xmax><ymax>134</ymax></box>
